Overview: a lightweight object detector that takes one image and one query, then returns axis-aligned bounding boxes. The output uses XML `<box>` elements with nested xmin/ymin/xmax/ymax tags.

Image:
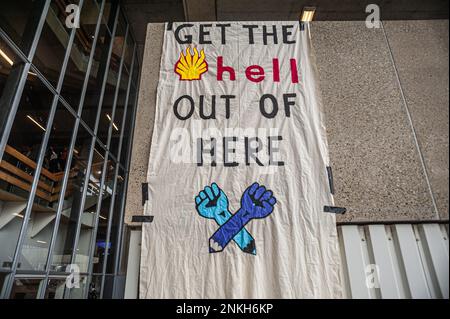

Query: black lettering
<box><xmin>199</xmin><ymin>24</ymin><xmax>212</xmax><ymax>44</ymax></box>
<box><xmin>259</xmin><ymin>94</ymin><xmax>278</xmax><ymax>118</ymax></box>
<box><xmin>173</xmin><ymin>95</ymin><xmax>195</xmax><ymax>120</ymax></box>
<box><xmin>283</xmin><ymin>93</ymin><xmax>296</xmax><ymax>117</ymax></box>
<box><xmin>263</xmin><ymin>25</ymin><xmax>278</xmax><ymax>45</ymax></box>
<box><xmin>216</xmin><ymin>23</ymin><xmax>231</xmax><ymax>44</ymax></box>
<box><xmin>282</xmin><ymin>25</ymin><xmax>295</xmax><ymax>44</ymax></box>
<box><xmin>174</xmin><ymin>23</ymin><xmax>194</xmax><ymax>44</ymax></box>
<box><xmin>243</xmin><ymin>25</ymin><xmax>258</xmax><ymax>44</ymax></box>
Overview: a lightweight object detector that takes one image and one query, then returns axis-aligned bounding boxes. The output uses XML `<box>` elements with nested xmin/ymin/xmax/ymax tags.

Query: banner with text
<box><xmin>140</xmin><ymin>21</ymin><xmax>342</xmax><ymax>298</ymax></box>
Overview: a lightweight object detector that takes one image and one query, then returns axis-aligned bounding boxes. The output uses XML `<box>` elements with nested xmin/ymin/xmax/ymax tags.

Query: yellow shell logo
<box><xmin>174</xmin><ymin>47</ymin><xmax>208</xmax><ymax>80</ymax></box>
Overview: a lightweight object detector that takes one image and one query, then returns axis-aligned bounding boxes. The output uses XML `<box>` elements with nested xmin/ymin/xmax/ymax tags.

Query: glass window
<box><xmin>109</xmin><ymin>68</ymin><xmax>129</xmax><ymax>156</ymax></box>
<box><xmin>123</xmin><ymin>32</ymin><xmax>134</xmax><ymax>72</ymax></box>
<box><xmin>87</xmin><ymin>274</ymin><xmax>101</xmax><ymax>299</ymax></box>
<box><xmin>0</xmin><ymin>272</ymin><xmax>7</xmax><ymax>294</ymax></box>
<box><xmin>102</xmin><ymin>274</ymin><xmax>115</xmax><ymax>298</ymax></box>
<box><xmin>10</xmin><ymin>278</ymin><xmax>42</xmax><ymax>299</ymax></box>
<box><xmin>0</xmin><ymin>37</ymin><xmax>26</xmax><ymax>105</ymax></box>
<box><xmin>96</xmin><ymin>15</ymin><xmax>126</xmax><ymax>145</ymax></box>
<box><xmin>0</xmin><ymin>77</ymin><xmax>54</xmax><ymax>270</ymax></box>
<box><xmin>73</xmin><ymin>143</ymin><xmax>107</xmax><ymax>273</ymax></box>
<box><xmin>106</xmin><ymin>167</ymin><xmax>124</xmax><ymax>273</ymax></box>
<box><xmin>0</xmin><ymin>37</ymin><xmax>30</xmax><ymax>144</ymax></box>
<box><xmin>50</xmin><ymin>124</ymin><xmax>94</xmax><ymax>272</ymax></box>
<box><xmin>119</xmin><ymin>82</ymin><xmax>137</xmax><ymax>166</ymax></box>
<box><xmin>17</xmin><ymin>103</ymin><xmax>77</xmax><ymax>272</ymax></box>
<box><xmin>59</xmin><ymin>0</ymin><xmax>101</xmax><ymax>109</ymax></box>
<box><xmin>33</xmin><ymin>0</ymin><xmax>81</xmax><ymax>88</ymax></box>
<box><xmin>44</xmin><ymin>277</ymin><xmax>66</xmax><ymax>299</ymax></box>
<box><xmin>92</xmin><ymin>158</ymin><xmax>116</xmax><ymax>274</ymax></box>
<box><xmin>66</xmin><ymin>275</ymin><xmax>87</xmax><ymax>298</ymax></box>
<box><xmin>80</xmin><ymin>10</ymin><xmax>113</xmax><ymax>129</ymax></box>
<box><xmin>102</xmin><ymin>1</ymin><xmax>117</xmax><ymax>35</ymax></box>
<box><xmin>0</xmin><ymin>0</ymin><xmax>48</xmax><ymax>55</ymax></box>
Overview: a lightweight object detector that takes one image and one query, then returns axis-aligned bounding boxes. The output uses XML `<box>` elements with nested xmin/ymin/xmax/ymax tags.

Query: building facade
<box><xmin>0</xmin><ymin>0</ymin><xmax>139</xmax><ymax>298</ymax></box>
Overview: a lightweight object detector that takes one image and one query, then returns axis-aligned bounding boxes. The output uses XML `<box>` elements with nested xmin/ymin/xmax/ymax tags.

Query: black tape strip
<box><xmin>142</xmin><ymin>182</ymin><xmax>149</xmax><ymax>206</ymax></box>
<box><xmin>299</xmin><ymin>21</ymin><xmax>305</xmax><ymax>31</ymax></box>
<box><xmin>167</xmin><ymin>22</ymin><xmax>173</xmax><ymax>31</ymax></box>
<box><xmin>324</xmin><ymin>206</ymin><xmax>347</xmax><ymax>214</ymax></box>
<box><xmin>326</xmin><ymin>166</ymin><xmax>335</xmax><ymax>195</ymax></box>
<box><xmin>132</xmin><ymin>215</ymin><xmax>154</xmax><ymax>223</ymax></box>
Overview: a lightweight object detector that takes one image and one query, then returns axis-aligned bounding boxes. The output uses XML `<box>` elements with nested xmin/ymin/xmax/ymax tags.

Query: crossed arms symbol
<box><xmin>195</xmin><ymin>182</ymin><xmax>277</xmax><ymax>255</ymax></box>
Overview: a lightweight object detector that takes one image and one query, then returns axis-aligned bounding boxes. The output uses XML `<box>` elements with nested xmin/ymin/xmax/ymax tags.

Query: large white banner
<box><xmin>140</xmin><ymin>21</ymin><xmax>342</xmax><ymax>298</ymax></box>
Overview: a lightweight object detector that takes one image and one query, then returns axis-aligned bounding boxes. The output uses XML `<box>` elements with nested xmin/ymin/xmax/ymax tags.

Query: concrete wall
<box><xmin>125</xmin><ymin>20</ymin><xmax>449</xmax><ymax>225</ymax></box>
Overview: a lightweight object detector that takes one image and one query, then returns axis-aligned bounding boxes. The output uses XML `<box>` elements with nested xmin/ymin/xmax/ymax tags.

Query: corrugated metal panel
<box><xmin>338</xmin><ymin>223</ymin><xmax>449</xmax><ymax>299</ymax></box>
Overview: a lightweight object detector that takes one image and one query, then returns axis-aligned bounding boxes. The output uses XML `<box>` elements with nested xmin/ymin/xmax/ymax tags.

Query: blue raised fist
<box><xmin>241</xmin><ymin>182</ymin><xmax>277</xmax><ymax>219</ymax></box>
<box><xmin>195</xmin><ymin>183</ymin><xmax>229</xmax><ymax>220</ymax></box>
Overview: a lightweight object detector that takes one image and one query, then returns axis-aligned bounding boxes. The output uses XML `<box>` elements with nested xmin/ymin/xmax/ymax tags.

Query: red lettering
<box><xmin>272</xmin><ymin>58</ymin><xmax>280</xmax><ymax>82</ymax></box>
<box><xmin>290</xmin><ymin>58</ymin><xmax>299</xmax><ymax>83</ymax></box>
<box><xmin>245</xmin><ymin>65</ymin><xmax>265</xmax><ymax>82</ymax></box>
<box><xmin>217</xmin><ymin>56</ymin><xmax>235</xmax><ymax>81</ymax></box>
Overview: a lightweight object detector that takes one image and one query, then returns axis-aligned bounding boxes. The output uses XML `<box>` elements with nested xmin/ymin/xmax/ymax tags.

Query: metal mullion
<box><xmin>37</xmin><ymin>119</ymin><xmax>80</xmax><ymax>299</ymax></box>
<box><xmin>104</xmin><ymin>25</ymin><xmax>129</xmax><ymax>152</ymax></box>
<box><xmin>96</xmin><ymin>22</ymin><xmax>130</xmax><ymax>286</ymax></box>
<box><xmin>92</xmin><ymin>6</ymin><xmax>120</xmax><ymax>137</ymax></box>
<box><xmin>0</xmin><ymin>0</ymin><xmax>51</xmax><ymax>163</ymax></box>
<box><xmin>66</xmin><ymin>6</ymin><xmax>120</xmax><ymax>298</ymax></box>
<box><xmin>60</xmin><ymin>134</ymin><xmax>96</xmax><ymax>299</ymax></box>
<box><xmin>40</xmin><ymin>0</ymin><xmax>106</xmax><ymax>297</ymax></box>
<box><xmin>76</xmin><ymin>0</ymin><xmax>106</xmax><ymax>117</ymax></box>
<box><xmin>111</xmin><ymin>45</ymin><xmax>136</xmax><ymax>283</ymax></box>
<box><xmin>96</xmin><ymin>28</ymin><xmax>131</xmax><ymax>294</ymax></box>
<box><xmin>97</xmin><ymin>32</ymin><xmax>131</xmax><ymax>297</ymax></box>
<box><xmin>98</xmin><ymin>159</ymin><xmax>120</xmax><ymax>298</ymax></box>
<box><xmin>83</xmin><ymin>41</ymin><xmax>134</xmax><ymax>298</ymax></box>
<box><xmin>124</xmin><ymin>55</ymin><xmax>141</xmax><ymax>173</ymax></box>
<box><xmin>3</xmin><ymin>1</ymin><xmax>83</xmax><ymax>297</ymax></box>
<box><xmin>81</xmin><ymin>148</ymin><xmax>112</xmax><ymax>299</ymax></box>
<box><xmin>108</xmin><ymin>51</ymin><xmax>139</xmax><ymax>297</ymax></box>
<box><xmin>82</xmin><ymin>27</ymin><xmax>130</xmax><ymax>299</ymax></box>
<box><xmin>69</xmin><ymin>0</ymin><xmax>119</xmax><ymax>268</ymax></box>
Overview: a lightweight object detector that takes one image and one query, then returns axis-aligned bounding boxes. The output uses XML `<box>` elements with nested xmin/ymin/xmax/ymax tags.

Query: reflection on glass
<box><xmin>109</xmin><ymin>64</ymin><xmax>129</xmax><ymax>156</ymax></box>
<box><xmin>120</xmin><ymin>82</ymin><xmax>137</xmax><ymax>166</ymax></box>
<box><xmin>102</xmin><ymin>274</ymin><xmax>115</xmax><ymax>298</ymax></box>
<box><xmin>92</xmin><ymin>158</ymin><xmax>116</xmax><ymax>274</ymax></box>
<box><xmin>18</xmin><ymin>103</ymin><xmax>77</xmax><ymax>271</ymax></box>
<box><xmin>66</xmin><ymin>275</ymin><xmax>87</xmax><ymax>298</ymax></box>
<box><xmin>80</xmin><ymin>8</ymin><xmax>113</xmax><ymax>129</ymax></box>
<box><xmin>0</xmin><ymin>78</ymin><xmax>54</xmax><ymax>270</ymax></box>
<box><xmin>87</xmin><ymin>274</ymin><xmax>101</xmax><ymax>299</ymax></box>
<box><xmin>60</xmin><ymin>0</ymin><xmax>101</xmax><ymax>109</ymax></box>
<box><xmin>123</xmin><ymin>31</ymin><xmax>134</xmax><ymax>72</ymax></box>
<box><xmin>96</xmin><ymin>14</ymin><xmax>127</xmax><ymax>145</ymax></box>
<box><xmin>106</xmin><ymin>168</ymin><xmax>124</xmax><ymax>273</ymax></box>
<box><xmin>73</xmin><ymin>143</ymin><xmax>107</xmax><ymax>273</ymax></box>
<box><xmin>33</xmin><ymin>0</ymin><xmax>80</xmax><ymax>88</ymax></box>
<box><xmin>0</xmin><ymin>0</ymin><xmax>48</xmax><ymax>55</ymax></box>
<box><xmin>44</xmin><ymin>278</ymin><xmax>66</xmax><ymax>299</ymax></box>
<box><xmin>10</xmin><ymin>278</ymin><xmax>41</xmax><ymax>299</ymax></box>
<box><xmin>50</xmin><ymin>125</ymin><xmax>94</xmax><ymax>272</ymax></box>
<box><xmin>0</xmin><ymin>37</ymin><xmax>25</xmax><ymax>104</ymax></box>
<box><xmin>0</xmin><ymin>272</ymin><xmax>7</xmax><ymax>293</ymax></box>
